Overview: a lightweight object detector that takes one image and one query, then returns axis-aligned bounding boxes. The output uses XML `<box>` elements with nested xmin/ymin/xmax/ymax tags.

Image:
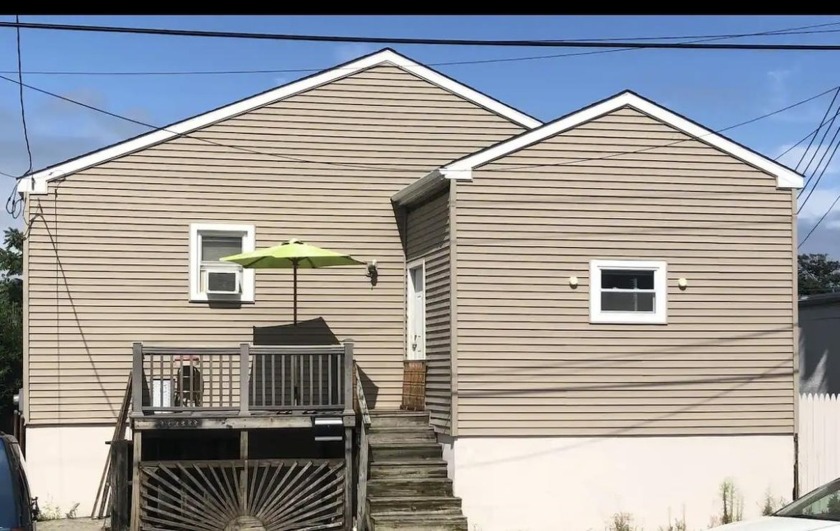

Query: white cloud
<box><xmin>761</xmin><ymin>67</ymin><xmax>832</xmax><ymax>124</ymax></box>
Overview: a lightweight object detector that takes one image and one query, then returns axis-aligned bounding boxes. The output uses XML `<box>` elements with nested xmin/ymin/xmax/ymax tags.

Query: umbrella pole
<box><xmin>293</xmin><ymin>261</ymin><xmax>298</xmax><ymax>325</ymax></box>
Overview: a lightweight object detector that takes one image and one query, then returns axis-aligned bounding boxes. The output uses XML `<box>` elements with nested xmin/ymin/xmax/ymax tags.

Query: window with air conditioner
<box><xmin>189</xmin><ymin>223</ymin><xmax>255</xmax><ymax>302</ymax></box>
<box><xmin>589</xmin><ymin>260</ymin><xmax>667</xmax><ymax>324</ymax></box>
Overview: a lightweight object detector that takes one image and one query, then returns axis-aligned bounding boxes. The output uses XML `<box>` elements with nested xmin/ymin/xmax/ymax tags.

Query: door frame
<box><xmin>406</xmin><ymin>258</ymin><xmax>426</xmax><ymax>361</ymax></box>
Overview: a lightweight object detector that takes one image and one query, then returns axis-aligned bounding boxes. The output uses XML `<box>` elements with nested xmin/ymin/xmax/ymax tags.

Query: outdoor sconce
<box><xmin>678</xmin><ymin>277</ymin><xmax>688</xmax><ymax>290</ymax></box>
<box><xmin>366</xmin><ymin>260</ymin><xmax>379</xmax><ymax>286</ymax></box>
<box><xmin>569</xmin><ymin>276</ymin><xmax>579</xmax><ymax>288</ymax></box>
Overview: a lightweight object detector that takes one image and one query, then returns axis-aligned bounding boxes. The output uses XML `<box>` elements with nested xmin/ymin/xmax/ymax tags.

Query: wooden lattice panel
<box><xmin>138</xmin><ymin>459</ymin><xmax>345</xmax><ymax>530</ymax></box>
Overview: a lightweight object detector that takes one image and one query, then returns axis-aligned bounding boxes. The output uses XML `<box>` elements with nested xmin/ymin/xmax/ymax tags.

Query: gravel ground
<box><xmin>36</xmin><ymin>518</ymin><xmax>108</xmax><ymax>530</ymax></box>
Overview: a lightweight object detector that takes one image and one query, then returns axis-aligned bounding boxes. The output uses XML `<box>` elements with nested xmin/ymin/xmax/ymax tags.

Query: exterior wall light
<box><xmin>569</xmin><ymin>276</ymin><xmax>579</xmax><ymax>288</ymax></box>
<box><xmin>678</xmin><ymin>277</ymin><xmax>688</xmax><ymax>290</ymax></box>
<box><xmin>366</xmin><ymin>260</ymin><xmax>379</xmax><ymax>286</ymax></box>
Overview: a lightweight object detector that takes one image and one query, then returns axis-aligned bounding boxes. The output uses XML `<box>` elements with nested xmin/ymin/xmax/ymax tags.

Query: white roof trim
<box><xmin>443</xmin><ymin>91</ymin><xmax>804</xmax><ymax>189</ymax></box>
<box><xmin>17</xmin><ymin>48</ymin><xmax>541</xmax><ymax>195</ymax></box>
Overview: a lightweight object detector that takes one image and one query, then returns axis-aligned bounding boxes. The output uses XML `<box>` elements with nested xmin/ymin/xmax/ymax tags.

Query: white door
<box><xmin>407</xmin><ymin>263</ymin><xmax>426</xmax><ymax>360</ymax></box>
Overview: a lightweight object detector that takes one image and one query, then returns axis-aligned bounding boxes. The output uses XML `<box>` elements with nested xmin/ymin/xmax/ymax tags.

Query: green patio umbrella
<box><xmin>221</xmin><ymin>238</ymin><xmax>364</xmax><ymax>324</ymax></box>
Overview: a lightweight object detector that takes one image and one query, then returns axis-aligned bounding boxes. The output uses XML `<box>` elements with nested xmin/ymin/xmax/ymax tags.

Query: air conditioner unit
<box><xmin>202</xmin><ymin>266</ymin><xmax>242</xmax><ymax>295</ymax></box>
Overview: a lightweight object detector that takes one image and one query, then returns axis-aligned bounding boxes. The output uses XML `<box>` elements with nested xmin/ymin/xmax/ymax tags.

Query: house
<box><xmin>15</xmin><ymin>48</ymin><xmax>802</xmax><ymax>530</ymax></box>
<box><xmin>799</xmin><ymin>292</ymin><xmax>840</xmax><ymax>394</ymax></box>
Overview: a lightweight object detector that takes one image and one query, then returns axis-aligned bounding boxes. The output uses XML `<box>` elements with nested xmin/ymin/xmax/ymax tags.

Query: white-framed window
<box><xmin>189</xmin><ymin>223</ymin><xmax>255</xmax><ymax>302</ymax></box>
<box><xmin>589</xmin><ymin>260</ymin><xmax>667</xmax><ymax>324</ymax></box>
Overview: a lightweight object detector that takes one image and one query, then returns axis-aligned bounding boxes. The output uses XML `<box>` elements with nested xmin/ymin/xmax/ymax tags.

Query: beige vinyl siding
<box><xmin>25</xmin><ymin>65</ymin><xmax>524</xmax><ymax>425</ymax></box>
<box><xmin>406</xmin><ymin>190</ymin><xmax>452</xmax><ymax>432</ymax></box>
<box><xmin>455</xmin><ymin>106</ymin><xmax>796</xmax><ymax>437</ymax></box>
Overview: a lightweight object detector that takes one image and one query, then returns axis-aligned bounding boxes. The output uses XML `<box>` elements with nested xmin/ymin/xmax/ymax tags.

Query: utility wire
<box><xmin>1</xmin><ymin>75</ymin><xmax>834</xmax><ymax>184</ymax></box>
<box><xmin>6</xmin><ymin>14</ymin><xmax>32</xmax><ymax>219</ymax></box>
<box><xmin>14</xmin><ymin>16</ymin><xmax>32</xmax><ymax>177</ymax></box>
<box><xmin>482</xmin><ymin>86</ymin><xmax>839</xmax><ymax>173</ymax></box>
<box><xmin>774</xmin><ymin>109</ymin><xmax>840</xmax><ymax>162</ymax></box>
<box><xmin>0</xmin><ymin>73</ymin><xmax>411</xmax><ymax>174</ymax></box>
<box><xmin>794</xmin><ymin>87</ymin><xmax>840</xmax><ymax>174</ymax></box>
<box><xmin>4</xmin><ymin>20</ymin><xmax>840</xmax><ymax>51</ymax></box>
<box><xmin>797</xmin><ymin>107</ymin><xmax>840</xmax><ymax>190</ymax></box>
<box><xmin>800</xmin><ymin>192</ymin><xmax>840</xmax><ymax>247</ymax></box>
<box><xmin>797</xmin><ymin>125</ymin><xmax>840</xmax><ymax>215</ymax></box>
<box><xmin>2</xmin><ymin>21</ymin><xmax>839</xmax><ymax>76</ymax></box>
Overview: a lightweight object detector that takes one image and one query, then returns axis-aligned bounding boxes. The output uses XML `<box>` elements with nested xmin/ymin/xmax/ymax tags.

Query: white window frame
<box><xmin>189</xmin><ymin>223</ymin><xmax>256</xmax><ymax>303</ymax></box>
<box><xmin>589</xmin><ymin>260</ymin><xmax>668</xmax><ymax>325</ymax></box>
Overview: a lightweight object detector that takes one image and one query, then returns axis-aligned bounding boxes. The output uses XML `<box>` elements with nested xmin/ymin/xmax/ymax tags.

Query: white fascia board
<box><xmin>392</xmin><ymin>167</ymin><xmax>475</xmax><ymax>207</ymax></box>
<box><xmin>20</xmin><ymin>49</ymin><xmax>541</xmax><ymax>195</ymax></box>
<box><xmin>443</xmin><ymin>91</ymin><xmax>804</xmax><ymax>189</ymax></box>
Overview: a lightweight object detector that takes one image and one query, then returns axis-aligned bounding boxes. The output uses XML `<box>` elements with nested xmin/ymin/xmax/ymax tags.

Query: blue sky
<box><xmin>2</xmin><ymin>15</ymin><xmax>840</xmax><ymax>256</ymax></box>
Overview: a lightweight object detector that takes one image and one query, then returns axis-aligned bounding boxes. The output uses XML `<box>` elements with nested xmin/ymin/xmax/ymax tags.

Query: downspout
<box><xmin>448</xmin><ymin>179</ymin><xmax>459</xmax><ymax>437</ymax></box>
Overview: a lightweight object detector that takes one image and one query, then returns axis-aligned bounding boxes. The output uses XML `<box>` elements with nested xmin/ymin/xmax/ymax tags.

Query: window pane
<box><xmin>201</xmin><ymin>235</ymin><xmax>242</xmax><ymax>262</ymax></box>
<box><xmin>601</xmin><ymin>269</ymin><xmax>655</xmax><ymax>290</ymax></box>
<box><xmin>602</xmin><ymin>291</ymin><xmax>655</xmax><ymax>312</ymax></box>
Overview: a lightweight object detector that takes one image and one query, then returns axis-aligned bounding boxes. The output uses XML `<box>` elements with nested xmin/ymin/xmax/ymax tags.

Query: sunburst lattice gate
<box><xmin>138</xmin><ymin>459</ymin><xmax>346</xmax><ymax>530</ymax></box>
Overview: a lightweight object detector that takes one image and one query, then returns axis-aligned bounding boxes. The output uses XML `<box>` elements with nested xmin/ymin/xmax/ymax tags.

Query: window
<box><xmin>189</xmin><ymin>223</ymin><xmax>255</xmax><ymax>302</ymax></box>
<box><xmin>589</xmin><ymin>260</ymin><xmax>667</xmax><ymax>324</ymax></box>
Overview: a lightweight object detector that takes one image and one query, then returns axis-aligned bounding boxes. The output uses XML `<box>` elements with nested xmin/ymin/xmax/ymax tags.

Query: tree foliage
<box><xmin>799</xmin><ymin>253</ymin><xmax>840</xmax><ymax>297</ymax></box>
<box><xmin>0</xmin><ymin>228</ymin><xmax>23</xmax><ymax>429</ymax></box>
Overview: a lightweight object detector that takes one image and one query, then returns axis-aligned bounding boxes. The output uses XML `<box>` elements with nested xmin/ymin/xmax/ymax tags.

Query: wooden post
<box><xmin>344</xmin><ymin>426</ymin><xmax>353</xmax><ymax>531</ymax></box>
<box><xmin>239</xmin><ymin>343</ymin><xmax>250</xmax><ymax>416</ymax></box>
<box><xmin>111</xmin><ymin>440</ymin><xmax>131</xmax><ymax>530</ymax></box>
<box><xmin>130</xmin><ymin>431</ymin><xmax>142</xmax><ymax>531</ymax></box>
<box><xmin>132</xmin><ymin>343</ymin><xmax>143</xmax><ymax>415</ymax></box>
<box><xmin>240</xmin><ymin>430</ymin><xmax>249</xmax><ymax>512</ymax></box>
<box><xmin>342</xmin><ymin>340</ymin><xmax>354</xmax><ymax>416</ymax></box>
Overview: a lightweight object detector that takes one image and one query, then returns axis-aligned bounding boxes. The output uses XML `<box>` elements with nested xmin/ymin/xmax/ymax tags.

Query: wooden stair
<box><xmin>366</xmin><ymin>410</ymin><xmax>468</xmax><ymax>531</ymax></box>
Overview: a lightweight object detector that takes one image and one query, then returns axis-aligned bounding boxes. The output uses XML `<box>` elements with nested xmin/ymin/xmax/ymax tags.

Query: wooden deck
<box><xmin>131</xmin><ymin>341</ymin><xmax>355</xmax><ymax>430</ymax></box>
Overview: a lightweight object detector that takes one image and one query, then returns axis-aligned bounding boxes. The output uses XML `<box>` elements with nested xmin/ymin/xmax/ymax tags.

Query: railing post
<box><xmin>239</xmin><ymin>343</ymin><xmax>250</xmax><ymax>416</ymax></box>
<box><xmin>132</xmin><ymin>343</ymin><xmax>143</xmax><ymax>415</ymax></box>
<box><xmin>343</xmin><ymin>340</ymin><xmax>354</xmax><ymax>415</ymax></box>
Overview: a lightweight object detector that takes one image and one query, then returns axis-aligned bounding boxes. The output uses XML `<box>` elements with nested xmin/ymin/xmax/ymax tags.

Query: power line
<box><xmin>794</xmin><ymin>87</ymin><xmax>840</xmax><ymax>175</ymax></box>
<box><xmin>797</xmin><ymin>107</ymin><xmax>840</xmax><ymax>186</ymax></box>
<box><xmin>797</xmin><ymin>126</ymin><xmax>840</xmax><ymax>215</ymax></box>
<box><xmin>774</xmin><ymin>108</ymin><xmax>840</xmax><ymax>162</ymax></box>
<box><xmin>4</xmin><ymin>20</ymin><xmax>840</xmax><ymax>51</ymax></box>
<box><xmin>6</xmin><ymin>14</ymin><xmax>32</xmax><ymax>219</ymax></box>
<box><xmin>2</xmin><ymin>21</ymin><xmax>840</xmax><ymax>76</ymax></box>
<box><xmin>1</xmin><ymin>74</ymin><xmax>833</xmax><ymax>184</ymax></box>
<box><xmin>0</xmin><ymin>73</ymin><xmax>410</xmax><ymax>174</ymax></box>
<box><xmin>482</xmin><ymin>86</ymin><xmax>839</xmax><ymax>173</ymax></box>
<box><xmin>800</xmin><ymin>192</ymin><xmax>840</xmax><ymax>248</ymax></box>
<box><xmin>14</xmin><ymin>16</ymin><xmax>32</xmax><ymax>176</ymax></box>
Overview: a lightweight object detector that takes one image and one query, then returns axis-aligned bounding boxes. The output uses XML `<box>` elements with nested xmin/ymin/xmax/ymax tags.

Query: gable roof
<box><xmin>439</xmin><ymin>90</ymin><xmax>803</xmax><ymax>189</ymax></box>
<box><xmin>18</xmin><ymin>48</ymin><xmax>541</xmax><ymax>194</ymax></box>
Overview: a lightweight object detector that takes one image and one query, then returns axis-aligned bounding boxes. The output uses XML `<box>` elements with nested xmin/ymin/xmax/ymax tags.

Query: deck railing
<box><xmin>132</xmin><ymin>341</ymin><xmax>354</xmax><ymax>415</ymax></box>
<box><xmin>353</xmin><ymin>362</ymin><xmax>372</xmax><ymax>531</ymax></box>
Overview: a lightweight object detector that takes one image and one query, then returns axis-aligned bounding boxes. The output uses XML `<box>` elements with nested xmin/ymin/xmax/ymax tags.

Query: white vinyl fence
<box><xmin>799</xmin><ymin>393</ymin><xmax>840</xmax><ymax>494</ymax></box>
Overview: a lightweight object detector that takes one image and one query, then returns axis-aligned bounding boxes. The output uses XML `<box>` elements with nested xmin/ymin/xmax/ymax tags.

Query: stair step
<box><xmin>370</xmin><ymin>441</ymin><xmax>441</xmax><ymax>461</ymax></box>
<box><xmin>369</xmin><ymin>426</ymin><xmax>436</xmax><ymax>443</ymax></box>
<box><xmin>369</xmin><ymin>459</ymin><xmax>449</xmax><ymax>479</ymax></box>
<box><xmin>371</xmin><ymin>512</ymin><xmax>469</xmax><ymax>531</ymax></box>
<box><xmin>370</xmin><ymin>410</ymin><xmax>430</xmax><ymax>427</ymax></box>
<box><xmin>368</xmin><ymin>496</ymin><xmax>462</xmax><ymax>515</ymax></box>
<box><xmin>369</xmin><ymin>478</ymin><xmax>453</xmax><ymax>497</ymax></box>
